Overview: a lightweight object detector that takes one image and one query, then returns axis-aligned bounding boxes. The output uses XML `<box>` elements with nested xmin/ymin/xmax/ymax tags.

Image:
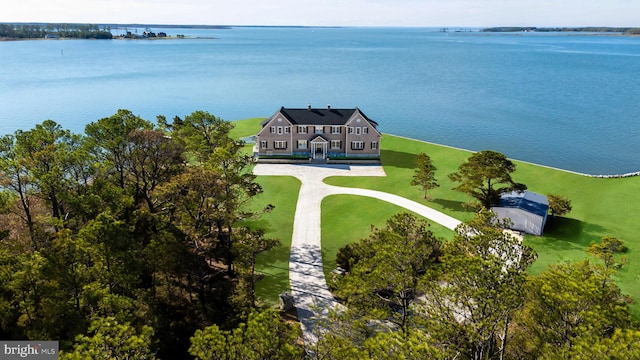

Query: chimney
<box><xmin>307</xmin><ymin>103</ymin><xmax>311</xmax><ymax>110</ymax></box>
<box><xmin>327</xmin><ymin>104</ymin><xmax>331</xmax><ymax>110</ymax></box>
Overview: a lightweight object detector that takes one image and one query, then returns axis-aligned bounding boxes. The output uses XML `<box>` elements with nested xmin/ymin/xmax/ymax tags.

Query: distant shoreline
<box><xmin>481</xmin><ymin>26</ymin><xmax>640</xmax><ymax>35</ymax></box>
<box><xmin>0</xmin><ymin>35</ymin><xmax>216</xmax><ymax>41</ymax></box>
<box><xmin>0</xmin><ymin>22</ymin><xmax>343</xmax><ymax>41</ymax></box>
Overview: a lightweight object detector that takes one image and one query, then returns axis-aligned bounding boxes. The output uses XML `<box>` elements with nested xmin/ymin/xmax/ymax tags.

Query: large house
<box><xmin>256</xmin><ymin>106</ymin><xmax>381</xmax><ymax>160</ymax></box>
<box><xmin>491</xmin><ymin>190</ymin><xmax>549</xmax><ymax>236</ymax></box>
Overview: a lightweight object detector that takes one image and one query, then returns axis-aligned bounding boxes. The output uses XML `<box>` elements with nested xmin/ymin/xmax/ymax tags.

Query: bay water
<box><xmin>1</xmin><ymin>27</ymin><xmax>638</xmax><ymax>174</ymax></box>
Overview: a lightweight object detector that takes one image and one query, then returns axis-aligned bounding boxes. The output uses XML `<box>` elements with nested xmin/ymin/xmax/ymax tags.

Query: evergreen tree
<box><xmin>411</xmin><ymin>152</ymin><xmax>439</xmax><ymax>200</ymax></box>
<box><xmin>514</xmin><ymin>260</ymin><xmax>632</xmax><ymax>358</ymax></box>
<box><xmin>61</xmin><ymin>317</ymin><xmax>156</xmax><ymax>360</ymax></box>
<box><xmin>335</xmin><ymin>213</ymin><xmax>442</xmax><ymax>332</ymax></box>
<box><xmin>547</xmin><ymin>194</ymin><xmax>572</xmax><ymax>217</ymax></box>
<box><xmin>189</xmin><ymin>309</ymin><xmax>303</xmax><ymax>360</ymax></box>
<box><xmin>587</xmin><ymin>236</ymin><xmax>628</xmax><ymax>271</ymax></box>
<box><xmin>449</xmin><ymin>150</ymin><xmax>526</xmax><ymax>208</ymax></box>
<box><xmin>421</xmin><ymin>210</ymin><xmax>536</xmax><ymax>360</ymax></box>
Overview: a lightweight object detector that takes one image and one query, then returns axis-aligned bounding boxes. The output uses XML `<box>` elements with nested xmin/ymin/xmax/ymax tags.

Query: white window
<box><xmin>277</xmin><ymin>126</ymin><xmax>283</xmax><ymax>135</ymax></box>
<box><xmin>298</xmin><ymin>126</ymin><xmax>307</xmax><ymax>134</ymax></box>
<box><xmin>330</xmin><ymin>126</ymin><xmax>341</xmax><ymax>134</ymax></box>
<box><xmin>351</xmin><ymin>141</ymin><xmax>364</xmax><ymax>150</ymax></box>
<box><xmin>270</xmin><ymin>126</ymin><xmax>276</xmax><ymax>133</ymax></box>
<box><xmin>363</xmin><ymin>127</ymin><xmax>368</xmax><ymax>134</ymax></box>
<box><xmin>285</xmin><ymin>127</ymin><xmax>290</xmax><ymax>134</ymax></box>
<box><xmin>315</xmin><ymin>126</ymin><xmax>324</xmax><ymax>134</ymax></box>
<box><xmin>348</xmin><ymin>127</ymin><xmax>354</xmax><ymax>134</ymax></box>
<box><xmin>298</xmin><ymin>140</ymin><xmax>308</xmax><ymax>149</ymax></box>
<box><xmin>261</xmin><ymin>140</ymin><xmax>268</xmax><ymax>149</ymax></box>
<box><xmin>355</xmin><ymin>127</ymin><xmax>361</xmax><ymax>135</ymax></box>
<box><xmin>274</xmin><ymin>141</ymin><xmax>287</xmax><ymax>150</ymax></box>
<box><xmin>330</xmin><ymin>140</ymin><xmax>341</xmax><ymax>149</ymax></box>
<box><xmin>371</xmin><ymin>141</ymin><xmax>378</xmax><ymax>150</ymax></box>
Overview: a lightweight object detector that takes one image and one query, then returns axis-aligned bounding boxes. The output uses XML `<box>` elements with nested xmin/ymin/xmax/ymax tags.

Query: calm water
<box><xmin>1</xmin><ymin>27</ymin><xmax>639</xmax><ymax>174</ymax></box>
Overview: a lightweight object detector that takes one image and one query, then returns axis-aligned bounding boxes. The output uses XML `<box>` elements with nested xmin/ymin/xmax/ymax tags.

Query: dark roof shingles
<box><xmin>279</xmin><ymin>107</ymin><xmax>377</xmax><ymax>127</ymax></box>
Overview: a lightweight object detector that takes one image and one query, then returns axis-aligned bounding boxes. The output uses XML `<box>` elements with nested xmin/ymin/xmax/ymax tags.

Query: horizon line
<box><xmin>2</xmin><ymin>21</ymin><xmax>638</xmax><ymax>29</ymax></box>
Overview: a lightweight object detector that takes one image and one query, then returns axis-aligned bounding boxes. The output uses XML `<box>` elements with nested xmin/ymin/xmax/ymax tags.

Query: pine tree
<box><xmin>411</xmin><ymin>152</ymin><xmax>439</xmax><ymax>200</ymax></box>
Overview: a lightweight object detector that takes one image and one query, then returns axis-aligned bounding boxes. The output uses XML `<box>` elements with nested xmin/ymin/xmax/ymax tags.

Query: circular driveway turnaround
<box><xmin>253</xmin><ymin>164</ymin><xmax>462</xmax><ymax>346</ymax></box>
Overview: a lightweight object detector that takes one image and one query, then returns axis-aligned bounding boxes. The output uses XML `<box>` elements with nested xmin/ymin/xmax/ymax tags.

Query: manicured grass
<box><xmin>240</xmin><ymin>175</ymin><xmax>300</xmax><ymax>307</ymax></box>
<box><xmin>326</xmin><ymin>134</ymin><xmax>640</xmax><ymax>317</ymax></box>
<box><xmin>229</xmin><ymin>117</ymin><xmax>265</xmax><ymax>140</ymax></box>
<box><xmin>233</xmin><ymin>118</ymin><xmax>640</xmax><ymax>317</ymax></box>
<box><xmin>514</xmin><ymin>166</ymin><xmax>640</xmax><ymax>314</ymax></box>
<box><xmin>321</xmin><ymin>195</ymin><xmax>455</xmax><ymax>281</ymax></box>
<box><xmin>324</xmin><ymin>135</ymin><xmax>477</xmax><ymax>223</ymax></box>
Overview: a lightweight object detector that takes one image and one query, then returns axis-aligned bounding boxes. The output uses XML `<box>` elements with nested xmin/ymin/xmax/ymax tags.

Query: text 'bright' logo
<box><xmin>1</xmin><ymin>341</ymin><xmax>58</xmax><ymax>359</ymax></box>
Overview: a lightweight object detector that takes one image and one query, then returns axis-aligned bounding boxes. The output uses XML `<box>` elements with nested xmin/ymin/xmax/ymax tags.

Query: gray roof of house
<box><xmin>494</xmin><ymin>191</ymin><xmax>549</xmax><ymax>218</ymax></box>
<box><xmin>276</xmin><ymin>107</ymin><xmax>378</xmax><ymax>127</ymax></box>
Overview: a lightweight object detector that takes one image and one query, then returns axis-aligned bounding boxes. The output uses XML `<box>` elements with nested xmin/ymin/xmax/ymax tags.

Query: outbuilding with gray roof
<box><xmin>491</xmin><ymin>190</ymin><xmax>549</xmax><ymax>236</ymax></box>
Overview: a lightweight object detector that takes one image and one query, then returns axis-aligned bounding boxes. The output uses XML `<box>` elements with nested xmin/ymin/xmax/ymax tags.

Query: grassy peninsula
<box><xmin>230</xmin><ymin>118</ymin><xmax>640</xmax><ymax>317</ymax></box>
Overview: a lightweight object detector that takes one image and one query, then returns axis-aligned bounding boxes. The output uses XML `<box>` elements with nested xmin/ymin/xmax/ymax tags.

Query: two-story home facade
<box><xmin>256</xmin><ymin>106</ymin><xmax>381</xmax><ymax>160</ymax></box>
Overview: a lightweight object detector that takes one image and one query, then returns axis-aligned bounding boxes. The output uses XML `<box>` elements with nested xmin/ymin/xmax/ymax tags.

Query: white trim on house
<box><xmin>257</xmin><ymin>107</ymin><xmax>380</xmax><ymax>160</ymax></box>
<box><xmin>310</xmin><ymin>136</ymin><xmax>328</xmax><ymax>160</ymax></box>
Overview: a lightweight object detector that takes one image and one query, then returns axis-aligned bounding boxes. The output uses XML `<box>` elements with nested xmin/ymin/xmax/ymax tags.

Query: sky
<box><xmin>2</xmin><ymin>0</ymin><xmax>638</xmax><ymax>27</ymax></box>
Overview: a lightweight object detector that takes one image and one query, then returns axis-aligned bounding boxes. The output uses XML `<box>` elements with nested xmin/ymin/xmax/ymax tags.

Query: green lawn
<box><xmin>229</xmin><ymin>117</ymin><xmax>265</xmax><ymax>140</ymax></box>
<box><xmin>325</xmin><ymin>135</ymin><xmax>640</xmax><ymax>317</ymax></box>
<box><xmin>240</xmin><ymin>175</ymin><xmax>300</xmax><ymax>307</ymax></box>
<box><xmin>232</xmin><ymin>117</ymin><xmax>300</xmax><ymax>306</ymax></box>
<box><xmin>321</xmin><ymin>195</ymin><xmax>455</xmax><ymax>281</ymax></box>
<box><xmin>233</xmin><ymin>119</ymin><xmax>640</xmax><ymax>317</ymax></box>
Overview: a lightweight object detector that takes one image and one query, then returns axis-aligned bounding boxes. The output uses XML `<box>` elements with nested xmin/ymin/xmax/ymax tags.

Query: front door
<box><xmin>311</xmin><ymin>142</ymin><xmax>327</xmax><ymax>160</ymax></box>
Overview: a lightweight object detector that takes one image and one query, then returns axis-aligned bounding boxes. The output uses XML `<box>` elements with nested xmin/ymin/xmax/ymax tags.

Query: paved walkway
<box><xmin>253</xmin><ymin>164</ymin><xmax>462</xmax><ymax>345</ymax></box>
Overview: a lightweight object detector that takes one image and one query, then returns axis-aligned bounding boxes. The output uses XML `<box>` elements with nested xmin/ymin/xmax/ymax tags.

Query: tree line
<box><xmin>412</xmin><ymin>150</ymin><xmax>572</xmax><ymax>216</ymax></box>
<box><xmin>0</xmin><ymin>23</ymin><xmax>113</xmax><ymax>39</ymax></box>
<box><xmin>320</xmin><ymin>150</ymin><xmax>633</xmax><ymax>359</ymax></box>
<box><xmin>326</xmin><ymin>211</ymin><xmax>638</xmax><ymax>359</ymax></box>
<box><xmin>482</xmin><ymin>27</ymin><xmax>640</xmax><ymax>35</ymax></box>
<box><xmin>0</xmin><ymin>110</ymin><xmax>302</xmax><ymax>359</ymax></box>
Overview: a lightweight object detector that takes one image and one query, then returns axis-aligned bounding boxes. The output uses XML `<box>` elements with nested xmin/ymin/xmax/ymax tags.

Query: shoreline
<box><xmin>0</xmin><ymin>36</ymin><xmax>212</xmax><ymax>41</ymax></box>
<box><xmin>388</xmin><ymin>134</ymin><xmax>640</xmax><ymax>178</ymax></box>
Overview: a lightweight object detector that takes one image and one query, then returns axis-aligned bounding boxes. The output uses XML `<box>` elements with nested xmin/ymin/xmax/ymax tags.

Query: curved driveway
<box><xmin>253</xmin><ymin>164</ymin><xmax>461</xmax><ymax>345</ymax></box>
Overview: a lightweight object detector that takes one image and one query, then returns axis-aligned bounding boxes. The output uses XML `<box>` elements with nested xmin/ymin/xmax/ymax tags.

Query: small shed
<box><xmin>491</xmin><ymin>190</ymin><xmax>549</xmax><ymax>236</ymax></box>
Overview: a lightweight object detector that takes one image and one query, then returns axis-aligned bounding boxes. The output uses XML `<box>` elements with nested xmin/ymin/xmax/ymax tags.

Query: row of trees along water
<box><xmin>0</xmin><ymin>110</ymin><xmax>303</xmax><ymax>359</ymax></box>
<box><xmin>0</xmin><ymin>23</ymin><xmax>113</xmax><ymax>39</ymax></box>
<box><xmin>482</xmin><ymin>26</ymin><xmax>640</xmax><ymax>34</ymax></box>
